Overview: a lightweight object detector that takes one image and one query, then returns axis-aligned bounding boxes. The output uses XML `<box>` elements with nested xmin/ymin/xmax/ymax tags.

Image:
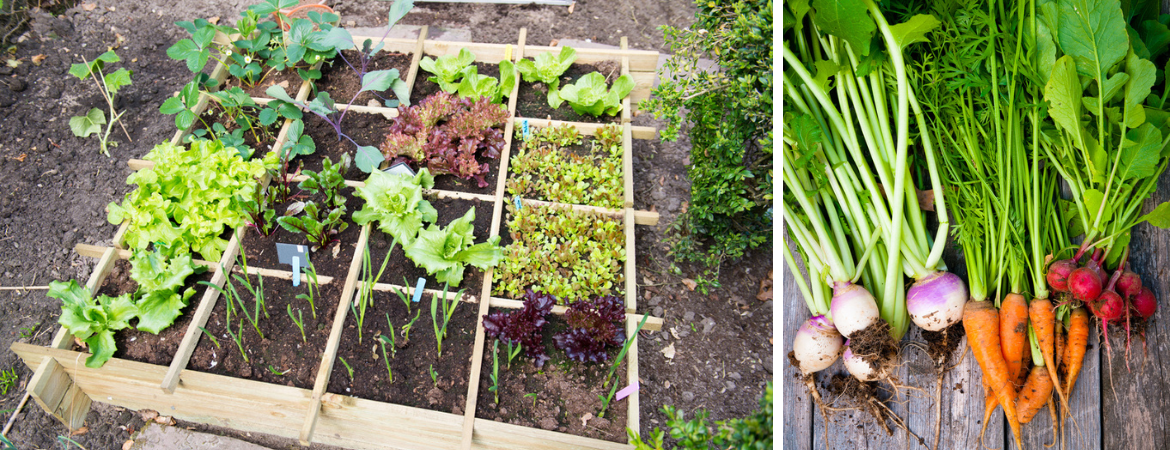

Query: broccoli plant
<box><xmin>49</xmin><ymin>280</ymin><xmax>138</xmax><ymax>368</ymax></box>
<box><xmin>403</xmin><ymin>207</ymin><xmax>504</xmax><ymax>287</ymax></box>
<box><xmin>380</xmin><ymin>91</ymin><xmax>508</xmax><ymax>186</ymax></box>
<box><xmin>481</xmin><ymin>289</ymin><xmax>556</xmax><ymax>367</ymax></box>
<box><xmin>550</xmin><ymin>72</ymin><xmax>634</xmax><ymax>117</ymax></box>
<box><xmin>69</xmin><ymin>50</ymin><xmax>133</xmax><ymax>156</ymax></box>
<box><xmin>319</xmin><ymin>0</ymin><xmax>414</xmax><ymax>107</ymax></box>
<box><xmin>553</xmin><ymin>295</ymin><xmax>625</xmax><ymax>363</ymax></box>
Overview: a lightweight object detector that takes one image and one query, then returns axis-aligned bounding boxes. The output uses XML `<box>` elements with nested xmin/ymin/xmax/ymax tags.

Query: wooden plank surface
<box><xmin>782</xmin><ymin>234</ymin><xmax>814</xmax><ymax>450</ymax></box>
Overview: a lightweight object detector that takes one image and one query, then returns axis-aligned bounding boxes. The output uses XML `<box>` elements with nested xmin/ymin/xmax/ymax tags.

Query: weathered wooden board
<box><xmin>781</xmin><ymin>234</ymin><xmax>814</xmax><ymax>450</ymax></box>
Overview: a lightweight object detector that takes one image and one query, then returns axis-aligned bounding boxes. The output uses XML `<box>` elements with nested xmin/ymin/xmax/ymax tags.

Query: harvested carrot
<box><xmin>978</xmin><ymin>379</ymin><xmax>997</xmax><ymax>447</ymax></box>
<box><xmin>1062</xmin><ymin>307</ymin><xmax>1090</xmax><ymax>405</ymax></box>
<box><xmin>1017</xmin><ymin>365</ymin><xmax>1054</xmax><ymax>424</ymax></box>
<box><xmin>1001</xmin><ymin>294</ymin><xmax>1029</xmax><ymax>388</ymax></box>
<box><xmin>963</xmin><ymin>300</ymin><xmax>1023</xmax><ymax>449</ymax></box>
<box><xmin>1030</xmin><ymin>298</ymin><xmax>1069</xmax><ymax>418</ymax></box>
<box><xmin>1054</xmin><ymin>329</ymin><xmax>1065</xmax><ymax>374</ymax></box>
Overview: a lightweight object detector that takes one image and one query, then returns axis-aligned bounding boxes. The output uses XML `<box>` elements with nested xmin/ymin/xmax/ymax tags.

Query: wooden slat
<box><xmin>74</xmin><ymin>243</ymin><xmax>217</xmax><ymax>268</ymax></box>
<box><xmin>346</xmin><ymin>36</ymin><xmax>418</xmax><ymax>55</ymax></box>
<box><xmin>300</xmin><ymin>224</ymin><xmax>372</xmax><ymax>444</ymax></box>
<box><xmin>461</xmin><ymin>26</ymin><xmax>526</xmax><ymax>450</ymax></box>
<box><xmin>781</xmin><ymin>233</ymin><xmax>815</xmax><ymax>450</ymax></box>
<box><xmin>11</xmin><ymin>343</ymin><xmax>312</xmax><ymax>441</ymax></box>
<box><xmin>27</xmin><ymin>358</ymin><xmax>72</xmax><ymax>424</ymax></box>
<box><xmin>471</xmin><ymin>417</ymin><xmax>632</xmax><ymax>450</ymax></box>
<box><xmin>404</xmin><ymin>26</ymin><xmax>428</xmax><ymax>97</ymax></box>
<box><xmin>369</xmin><ymin>281</ymin><xmax>478</xmax><ymax>303</ymax></box>
<box><xmin>623</xmin><ymin>209</ymin><xmax>636</xmax><ymax>313</ymax></box>
<box><xmin>625</xmin><ymin>313</ymin><xmax>641</xmax><ymax>438</ymax></box>
<box><xmin>313</xmin><ymin>393</ymin><xmax>464</xmax><ymax>450</ymax></box>
<box><xmin>161</xmin><ymin>231</ymin><xmax>241</xmax><ymax>393</ymax></box>
<box><xmin>518</xmin><ymin>198</ymin><xmax>658</xmax><ymax>226</ymax></box>
<box><xmin>510</xmin><ymin>118</ymin><xmax>657</xmax><ymax>140</ymax></box>
<box><xmin>239</xmin><ymin>265</ymin><xmax>337</xmax><ymax>285</ymax></box>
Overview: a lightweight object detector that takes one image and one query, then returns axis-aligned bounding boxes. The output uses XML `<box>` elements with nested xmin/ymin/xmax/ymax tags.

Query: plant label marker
<box><xmin>276</xmin><ymin>243</ymin><xmax>310</xmax><ymax>287</ymax></box>
<box><xmin>514</xmin><ymin>196</ymin><xmax>523</xmax><ymax>211</ymax></box>
<box><xmin>522</xmin><ymin>119</ymin><xmax>529</xmax><ymax>139</ymax></box>
<box><xmin>412</xmin><ymin>277</ymin><xmax>426</xmax><ymax>303</ymax></box>
<box><xmin>615</xmin><ymin>381</ymin><xmax>639</xmax><ymax>401</ymax></box>
<box><xmin>383</xmin><ymin>161</ymin><xmax>416</xmax><ymax>176</ymax></box>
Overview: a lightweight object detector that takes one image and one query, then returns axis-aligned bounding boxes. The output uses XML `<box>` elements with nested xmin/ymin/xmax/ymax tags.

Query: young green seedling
<box><xmin>383</xmin><ymin>313</ymin><xmax>398</xmax><ymax>358</ymax></box>
<box><xmin>377</xmin><ymin>334</ymin><xmax>394</xmax><ymax>383</ymax></box>
<box><xmin>288</xmin><ymin>305</ymin><xmax>307</xmax><ymax>342</ymax></box>
<box><xmin>0</xmin><ymin>368</ymin><xmax>17</xmax><ymax>396</ymax></box>
<box><xmin>524</xmin><ymin>392</ymin><xmax>538</xmax><ymax>408</ymax></box>
<box><xmin>353</xmin><ymin>239</ymin><xmax>396</xmax><ymax>343</ymax></box>
<box><xmin>18</xmin><ymin>322</ymin><xmax>39</xmax><ymax>339</ymax></box>
<box><xmin>598</xmin><ymin>315</ymin><xmax>647</xmax><ymax>419</ymax></box>
<box><xmin>267</xmin><ymin>364</ymin><xmax>289</xmax><ymax>376</ymax></box>
<box><xmin>225</xmin><ymin>320</ymin><xmax>248</xmax><ymax>362</ymax></box>
<box><xmin>69</xmin><ymin>50</ymin><xmax>133</xmax><ymax>156</ymax></box>
<box><xmin>505</xmin><ymin>340</ymin><xmax>522</xmax><ymax>369</ymax></box>
<box><xmin>197</xmin><ymin>326</ymin><xmax>221</xmax><ymax>348</ymax></box>
<box><xmin>428</xmin><ymin>364</ymin><xmax>438</xmax><ymax>388</ymax></box>
<box><xmin>401</xmin><ymin>309</ymin><xmax>421</xmax><ymax>345</ymax></box>
<box><xmin>430</xmin><ymin>283</ymin><xmax>463</xmax><ymax>356</ymax></box>
<box><xmin>489</xmin><ymin>340</ymin><xmax>500</xmax><ymax>404</ymax></box>
<box><xmin>339</xmin><ymin>356</ymin><xmax>354</xmax><ymax>382</ymax></box>
<box><xmin>295</xmin><ymin>260</ymin><xmax>320</xmax><ymax>319</ymax></box>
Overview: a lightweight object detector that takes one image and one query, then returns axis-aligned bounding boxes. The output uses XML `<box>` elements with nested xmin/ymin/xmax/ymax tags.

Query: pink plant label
<box><xmin>615</xmin><ymin>382</ymin><xmax>639</xmax><ymax>401</ymax></box>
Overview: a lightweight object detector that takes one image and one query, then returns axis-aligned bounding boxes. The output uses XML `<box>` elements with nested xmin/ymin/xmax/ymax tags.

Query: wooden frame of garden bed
<box><xmin>11</xmin><ymin>28</ymin><xmax>666</xmax><ymax>450</ymax></box>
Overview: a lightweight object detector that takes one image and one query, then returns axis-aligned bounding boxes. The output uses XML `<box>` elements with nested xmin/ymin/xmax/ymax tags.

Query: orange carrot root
<box><xmin>1017</xmin><ymin>365</ymin><xmax>1054</xmax><ymax>424</ymax></box>
<box><xmin>963</xmin><ymin>300</ymin><xmax>1024</xmax><ymax>450</ymax></box>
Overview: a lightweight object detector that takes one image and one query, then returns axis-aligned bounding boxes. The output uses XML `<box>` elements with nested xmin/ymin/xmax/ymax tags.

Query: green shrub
<box><xmin>642</xmin><ymin>0</ymin><xmax>773</xmax><ymax>292</ymax></box>
<box><xmin>628</xmin><ymin>382</ymin><xmax>773</xmax><ymax>449</ymax></box>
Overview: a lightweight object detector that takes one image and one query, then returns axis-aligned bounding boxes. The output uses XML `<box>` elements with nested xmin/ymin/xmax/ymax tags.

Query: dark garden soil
<box><xmin>429</xmin><ymin>150</ymin><xmax>501</xmax><ymax>196</ymax></box>
<box><xmin>186</xmin><ymin>271</ymin><xmax>341</xmax><ymax>390</ymax></box>
<box><xmin>298</xmin><ymin>109</ymin><xmax>389</xmax><ymax>179</ymax></box>
<box><xmin>193</xmin><ymin>105</ymin><xmax>282</xmax><ymax>156</ymax></box>
<box><xmin>475</xmin><ymin>314</ymin><xmax>628</xmax><ymax>442</ymax></box>
<box><xmin>410</xmin><ymin>60</ymin><xmax>501</xmax><ymax>105</ymax></box>
<box><xmin>317</xmin><ymin>50</ymin><xmax>413</xmax><ymax>106</ymax></box>
<box><xmin>365</xmin><ymin>196</ymin><xmax>492</xmax><ymax>295</ymax></box>
<box><xmin>325</xmin><ymin>288</ymin><xmax>476</xmax><ymax>414</ymax></box>
<box><xmin>223</xmin><ymin>66</ymin><xmax>306</xmax><ymax>99</ymax></box>
<box><xmin>0</xmin><ymin>2</ymin><xmax>776</xmax><ymax>449</ymax></box>
<box><xmin>93</xmin><ymin>259</ymin><xmax>214</xmax><ymax>366</ymax></box>
<box><xmin>238</xmin><ymin>187</ymin><xmax>363</xmax><ymax>279</ymax></box>
<box><xmin>515</xmin><ymin>61</ymin><xmax>622</xmax><ymax>124</ymax></box>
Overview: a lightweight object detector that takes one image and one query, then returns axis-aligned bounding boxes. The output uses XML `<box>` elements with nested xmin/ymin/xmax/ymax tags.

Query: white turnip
<box><xmin>792</xmin><ymin>315</ymin><xmax>845</xmax><ymax>374</ymax></box>
<box><xmin>829</xmin><ymin>282</ymin><xmax>881</xmax><ymax>338</ymax></box>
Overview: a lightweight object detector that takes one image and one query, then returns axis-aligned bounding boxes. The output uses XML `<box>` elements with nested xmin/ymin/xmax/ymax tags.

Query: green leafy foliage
<box><xmin>49</xmin><ymin>280</ymin><xmax>138</xmax><ymax>368</ymax></box>
<box><xmin>420</xmin><ymin>48</ymin><xmax>476</xmax><ymax>92</ymax></box>
<box><xmin>643</xmin><ymin>0</ymin><xmax>772</xmax><ymax>288</ymax></box>
<box><xmin>353</xmin><ymin>168</ymin><xmax>437</xmax><ymax>245</ymax></box>
<box><xmin>516</xmin><ymin>46</ymin><xmax>577</xmax><ymax>92</ymax></box>
<box><xmin>493</xmin><ymin>203</ymin><xmax>624</xmax><ymax>304</ymax></box>
<box><xmin>277</xmin><ymin>157</ymin><xmax>350</xmax><ymax>250</ymax></box>
<box><xmin>106</xmin><ymin>140</ymin><xmax>272</xmax><ymax>261</ymax></box>
<box><xmin>506</xmin><ymin>124</ymin><xmax>623</xmax><ymax>208</ymax></box>
<box><xmin>167</xmin><ymin>20</ymin><xmax>217</xmax><ymax>72</ymax></box>
<box><xmin>404</xmin><ymin>208</ymin><xmax>504</xmax><ymax>287</ymax></box>
<box><xmin>69</xmin><ymin>50</ymin><xmax>132</xmax><ymax>155</ymax></box>
<box><xmin>456</xmin><ymin>60</ymin><xmax>516</xmax><ymax>104</ymax></box>
<box><xmin>128</xmin><ymin>246</ymin><xmax>202</xmax><ymax>334</ymax></box>
<box><xmin>549</xmin><ymin>72</ymin><xmax>634</xmax><ymax>116</ymax></box>
<box><xmin>321</xmin><ymin>0</ymin><xmax>415</xmax><ymax>107</ymax></box>
<box><xmin>628</xmin><ymin>383</ymin><xmax>772</xmax><ymax>450</ymax></box>
<box><xmin>159</xmin><ymin>75</ymin><xmax>211</xmax><ymax>130</ymax></box>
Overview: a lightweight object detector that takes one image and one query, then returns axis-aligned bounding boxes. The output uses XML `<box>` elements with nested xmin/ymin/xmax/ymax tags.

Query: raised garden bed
<box><xmin>12</xmin><ymin>25</ymin><xmax>668</xmax><ymax>450</ymax></box>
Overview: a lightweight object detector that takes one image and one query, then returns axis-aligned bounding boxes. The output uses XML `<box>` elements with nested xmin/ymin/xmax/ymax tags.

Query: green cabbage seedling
<box><xmin>550</xmin><ymin>72</ymin><xmax>634</xmax><ymax>117</ymax></box>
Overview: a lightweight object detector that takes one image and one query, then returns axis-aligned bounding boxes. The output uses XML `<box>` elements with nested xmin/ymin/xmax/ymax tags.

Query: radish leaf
<box><xmin>888</xmin><ymin>14</ymin><xmax>940</xmax><ymax>49</ymax></box>
<box><xmin>1137</xmin><ymin>201</ymin><xmax>1170</xmax><ymax>228</ymax></box>
<box><xmin>811</xmin><ymin>0</ymin><xmax>874</xmax><ymax>56</ymax></box>
<box><xmin>1119</xmin><ymin>123</ymin><xmax>1162</xmax><ymax>180</ymax></box>
<box><xmin>1056</xmin><ymin>0</ymin><xmax>1128</xmax><ymax>78</ymax></box>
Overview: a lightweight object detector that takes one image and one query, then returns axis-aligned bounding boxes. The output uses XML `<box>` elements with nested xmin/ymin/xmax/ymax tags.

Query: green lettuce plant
<box><xmin>49</xmin><ymin>280</ymin><xmax>138</xmax><ymax>368</ymax></box>
<box><xmin>69</xmin><ymin>50</ymin><xmax>133</xmax><ymax>156</ymax></box>
<box><xmin>128</xmin><ymin>246</ymin><xmax>202</xmax><ymax>334</ymax></box>
<box><xmin>106</xmin><ymin>140</ymin><xmax>272</xmax><ymax>261</ymax></box>
<box><xmin>352</xmin><ymin>168</ymin><xmax>437</xmax><ymax>245</ymax></box>
<box><xmin>517</xmin><ymin>46</ymin><xmax>576</xmax><ymax>93</ymax></box>
<box><xmin>507</xmin><ymin>123</ymin><xmax>623</xmax><ymax>208</ymax></box>
<box><xmin>550</xmin><ymin>72</ymin><xmax>634</xmax><ymax>117</ymax></box>
<box><xmin>403</xmin><ymin>207</ymin><xmax>504</xmax><ymax>287</ymax></box>
<box><xmin>456</xmin><ymin>60</ymin><xmax>516</xmax><ymax>104</ymax></box>
<box><xmin>420</xmin><ymin>48</ymin><xmax>476</xmax><ymax>92</ymax></box>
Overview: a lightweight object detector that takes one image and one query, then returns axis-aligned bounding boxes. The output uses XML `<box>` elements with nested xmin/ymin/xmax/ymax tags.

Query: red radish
<box><xmin>1046</xmin><ymin>259</ymin><xmax>1077</xmax><ymax>292</ymax></box>
<box><xmin>1095</xmin><ymin>291</ymin><xmax>1126</xmax><ymax>322</ymax></box>
<box><xmin>1084</xmin><ymin>257</ymin><xmax>1106</xmax><ymax>286</ymax></box>
<box><xmin>1117</xmin><ymin>270</ymin><xmax>1143</xmax><ymax>299</ymax></box>
<box><xmin>1068</xmin><ymin>267</ymin><xmax>1103</xmax><ymax>302</ymax></box>
<box><xmin>1133</xmin><ymin>287</ymin><xmax>1157</xmax><ymax>319</ymax></box>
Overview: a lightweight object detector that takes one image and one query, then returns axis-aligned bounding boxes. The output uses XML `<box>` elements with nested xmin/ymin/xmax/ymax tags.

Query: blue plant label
<box><xmin>514</xmin><ymin>196</ymin><xmax>523</xmax><ymax>211</ymax></box>
<box><xmin>276</xmin><ymin>243</ymin><xmax>309</xmax><ymax>287</ymax></box>
<box><xmin>412</xmin><ymin>277</ymin><xmax>426</xmax><ymax>303</ymax></box>
<box><xmin>522</xmin><ymin>119</ymin><xmax>529</xmax><ymax>139</ymax></box>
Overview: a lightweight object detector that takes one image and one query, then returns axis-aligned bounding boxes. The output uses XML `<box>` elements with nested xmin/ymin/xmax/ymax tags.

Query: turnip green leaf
<box><xmin>811</xmin><ymin>0</ymin><xmax>874</xmax><ymax>56</ymax></box>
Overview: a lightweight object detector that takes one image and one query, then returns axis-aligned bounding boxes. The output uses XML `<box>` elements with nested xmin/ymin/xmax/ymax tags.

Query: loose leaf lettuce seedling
<box><xmin>69</xmin><ymin>50</ymin><xmax>133</xmax><ymax>156</ymax></box>
<box><xmin>352</xmin><ymin>168</ymin><xmax>437</xmax><ymax>245</ymax></box>
<box><xmin>49</xmin><ymin>280</ymin><xmax>138</xmax><ymax>368</ymax></box>
<box><xmin>129</xmin><ymin>246</ymin><xmax>202</xmax><ymax>334</ymax></box>
<box><xmin>404</xmin><ymin>207</ymin><xmax>504</xmax><ymax>287</ymax></box>
<box><xmin>420</xmin><ymin>48</ymin><xmax>476</xmax><ymax>92</ymax></box>
<box><xmin>456</xmin><ymin>60</ymin><xmax>516</xmax><ymax>104</ymax></box>
<box><xmin>550</xmin><ymin>72</ymin><xmax>634</xmax><ymax>117</ymax></box>
<box><xmin>516</xmin><ymin>46</ymin><xmax>577</xmax><ymax>92</ymax></box>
